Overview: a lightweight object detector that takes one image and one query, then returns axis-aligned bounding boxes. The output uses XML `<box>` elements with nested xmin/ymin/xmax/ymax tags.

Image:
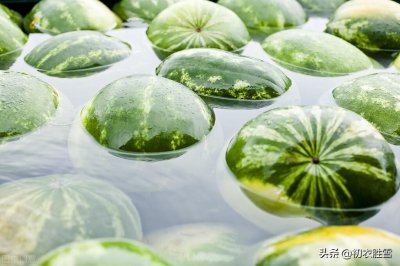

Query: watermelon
<box><xmin>219</xmin><ymin>0</ymin><xmax>307</xmax><ymax>37</ymax></box>
<box><xmin>0</xmin><ymin>16</ymin><xmax>27</xmax><ymax>69</ymax></box>
<box><xmin>0</xmin><ymin>175</ymin><xmax>142</xmax><ymax>266</ymax></box>
<box><xmin>156</xmin><ymin>48</ymin><xmax>292</xmax><ymax>108</ymax></box>
<box><xmin>81</xmin><ymin>75</ymin><xmax>215</xmax><ymax>158</ymax></box>
<box><xmin>254</xmin><ymin>226</ymin><xmax>400</xmax><ymax>266</ymax></box>
<box><xmin>333</xmin><ymin>73</ymin><xmax>400</xmax><ymax>145</ymax></box>
<box><xmin>24</xmin><ymin>31</ymin><xmax>131</xmax><ymax>78</ymax></box>
<box><xmin>0</xmin><ymin>71</ymin><xmax>59</xmax><ymax>141</ymax></box>
<box><xmin>297</xmin><ymin>0</ymin><xmax>346</xmax><ymax>16</ymax></box>
<box><xmin>146</xmin><ymin>0</ymin><xmax>250</xmax><ymax>57</ymax></box>
<box><xmin>23</xmin><ymin>0</ymin><xmax>122</xmax><ymax>34</ymax></box>
<box><xmin>326</xmin><ymin>0</ymin><xmax>400</xmax><ymax>52</ymax></box>
<box><xmin>226</xmin><ymin>105</ymin><xmax>398</xmax><ymax>224</ymax></box>
<box><xmin>146</xmin><ymin>224</ymin><xmax>246</xmax><ymax>266</ymax></box>
<box><xmin>0</xmin><ymin>4</ymin><xmax>23</xmax><ymax>27</ymax></box>
<box><xmin>34</xmin><ymin>239</ymin><xmax>171</xmax><ymax>266</ymax></box>
<box><xmin>262</xmin><ymin>29</ymin><xmax>372</xmax><ymax>76</ymax></box>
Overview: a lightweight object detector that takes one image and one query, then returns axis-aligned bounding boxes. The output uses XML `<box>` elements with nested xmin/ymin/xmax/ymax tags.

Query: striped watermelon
<box><xmin>0</xmin><ymin>71</ymin><xmax>59</xmax><ymax>141</ymax></box>
<box><xmin>0</xmin><ymin>16</ymin><xmax>27</xmax><ymax>69</ymax></box>
<box><xmin>226</xmin><ymin>105</ymin><xmax>398</xmax><ymax>224</ymax></box>
<box><xmin>326</xmin><ymin>0</ymin><xmax>400</xmax><ymax>52</ymax></box>
<box><xmin>262</xmin><ymin>29</ymin><xmax>372</xmax><ymax>76</ymax></box>
<box><xmin>35</xmin><ymin>239</ymin><xmax>171</xmax><ymax>266</ymax></box>
<box><xmin>24</xmin><ymin>31</ymin><xmax>131</xmax><ymax>78</ymax></box>
<box><xmin>219</xmin><ymin>0</ymin><xmax>307</xmax><ymax>37</ymax></box>
<box><xmin>254</xmin><ymin>226</ymin><xmax>400</xmax><ymax>266</ymax></box>
<box><xmin>146</xmin><ymin>0</ymin><xmax>250</xmax><ymax>57</ymax></box>
<box><xmin>297</xmin><ymin>0</ymin><xmax>346</xmax><ymax>16</ymax></box>
<box><xmin>156</xmin><ymin>48</ymin><xmax>292</xmax><ymax>108</ymax></box>
<box><xmin>23</xmin><ymin>0</ymin><xmax>122</xmax><ymax>34</ymax></box>
<box><xmin>333</xmin><ymin>73</ymin><xmax>400</xmax><ymax>145</ymax></box>
<box><xmin>0</xmin><ymin>4</ymin><xmax>22</xmax><ymax>27</ymax></box>
<box><xmin>0</xmin><ymin>175</ymin><xmax>142</xmax><ymax>266</ymax></box>
<box><xmin>81</xmin><ymin>75</ymin><xmax>215</xmax><ymax>157</ymax></box>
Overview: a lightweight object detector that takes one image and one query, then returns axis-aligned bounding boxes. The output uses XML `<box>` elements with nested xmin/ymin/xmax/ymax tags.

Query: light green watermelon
<box><xmin>156</xmin><ymin>48</ymin><xmax>292</xmax><ymax>108</ymax></box>
<box><xmin>0</xmin><ymin>175</ymin><xmax>142</xmax><ymax>266</ymax></box>
<box><xmin>146</xmin><ymin>0</ymin><xmax>250</xmax><ymax>57</ymax></box>
<box><xmin>333</xmin><ymin>73</ymin><xmax>400</xmax><ymax>145</ymax></box>
<box><xmin>226</xmin><ymin>105</ymin><xmax>398</xmax><ymax>224</ymax></box>
<box><xmin>0</xmin><ymin>15</ymin><xmax>27</xmax><ymax>69</ymax></box>
<box><xmin>262</xmin><ymin>29</ymin><xmax>372</xmax><ymax>76</ymax></box>
<box><xmin>81</xmin><ymin>75</ymin><xmax>215</xmax><ymax>158</ymax></box>
<box><xmin>24</xmin><ymin>31</ymin><xmax>131</xmax><ymax>78</ymax></box>
<box><xmin>297</xmin><ymin>0</ymin><xmax>346</xmax><ymax>16</ymax></box>
<box><xmin>326</xmin><ymin>0</ymin><xmax>400</xmax><ymax>52</ymax></box>
<box><xmin>0</xmin><ymin>4</ymin><xmax>23</xmax><ymax>27</ymax></box>
<box><xmin>146</xmin><ymin>224</ymin><xmax>246</xmax><ymax>266</ymax></box>
<box><xmin>219</xmin><ymin>0</ymin><xmax>307</xmax><ymax>37</ymax></box>
<box><xmin>254</xmin><ymin>226</ymin><xmax>400</xmax><ymax>266</ymax></box>
<box><xmin>0</xmin><ymin>71</ymin><xmax>59</xmax><ymax>141</ymax></box>
<box><xmin>23</xmin><ymin>0</ymin><xmax>122</xmax><ymax>34</ymax></box>
<box><xmin>34</xmin><ymin>239</ymin><xmax>171</xmax><ymax>266</ymax></box>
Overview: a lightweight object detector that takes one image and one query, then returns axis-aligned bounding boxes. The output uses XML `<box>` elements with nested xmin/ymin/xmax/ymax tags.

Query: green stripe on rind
<box><xmin>0</xmin><ymin>15</ymin><xmax>26</xmax><ymax>69</ymax></box>
<box><xmin>0</xmin><ymin>175</ymin><xmax>142</xmax><ymax>265</ymax></box>
<box><xmin>0</xmin><ymin>4</ymin><xmax>23</xmax><ymax>27</ymax></box>
<box><xmin>262</xmin><ymin>29</ymin><xmax>372</xmax><ymax>77</ymax></box>
<box><xmin>0</xmin><ymin>71</ymin><xmax>59</xmax><ymax>140</ymax></box>
<box><xmin>219</xmin><ymin>0</ymin><xmax>307</xmax><ymax>36</ymax></box>
<box><xmin>24</xmin><ymin>31</ymin><xmax>131</xmax><ymax>78</ymax></box>
<box><xmin>146</xmin><ymin>0</ymin><xmax>250</xmax><ymax>54</ymax></box>
<box><xmin>226</xmin><ymin>106</ymin><xmax>398</xmax><ymax>224</ymax></box>
<box><xmin>333</xmin><ymin>73</ymin><xmax>400</xmax><ymax>145</ymax></box>
<box><xmin>156</xmin><ymin>48</ymin><xmax>292</xmax><ymax>106</ymax></box>
<box><xmin>23</xmin><ymin>0</ymin><xmax>122</xmax><ymax>35</ymax></box>
<box><xmin>34</xmin><ymin>239</ymin><xmax>171</xmax><ymax>266</ymax></box>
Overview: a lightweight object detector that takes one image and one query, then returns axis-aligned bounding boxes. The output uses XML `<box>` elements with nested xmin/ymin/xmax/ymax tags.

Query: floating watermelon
<box><xmin>0</xmin><ymin>175</ymin><xmax>142</xmax><ymax>266</ymax></box>
<box><xmin>81</xmin><ymin>75</ymin><xmax>215</xmax><ymax>159</ymax></box>
<box><xmin>333</xmin><ymin>73</ymin><xmax>400</xmax><ymax>145</ymax></box>
<box><xmin>0</xmin><ymin>71</ymin><xmax>59</xmax><ymax>141</ymax></box>
<box><xmin>24</xmin><ymin>0</ymin><xmax>122</xmax><ymax>34</ymax></box>
<box><xmin>24</xmin><ymin>31</ymin><xmax>131</xmax><ymax>78</ymax></box>
<box><xmin>146</xmin><ymin>0</ymin><xmax>250</xmax><ymax>57</ymax></box>
<box><xmin>297</xmin><ymin>0</ymin><xmax>346</xmax><ymax>16</ymax></box>
<box><xmin>156</xmin><ymin>48</ymin><xmax>292</xmax><ymax>108</ymax></box>
<box><xmin>253</xmin><ymin>226</ymin><xmax>400</xmax><ymax>266</ymax></box>
<box><xmin>34</xmin><ymin>239</ymin><xmax>171</xmax><ymax>266</ymax></box>
<box><xmin>0</xmin><ymin>16</ymin><xmax>26</xmax><ymax>69</ymax></box>
<box><xmin>219</xmin><ymin>0</ymin><xmax>307</xmax><ymax>37</ymax></box>
<box><xmin>262</xmin><ymin>29</ymin><xmax>372</xmax><ymax>76</ymax></box>
<box><xmin>326</xmin><ymin>0</ymin><xmax>400</xmax><ymax>52</ymax></box>
<box><xmin>226</xmin><ymin>105</ymin><xmax>398</xmax><ymax>224</ymax></box>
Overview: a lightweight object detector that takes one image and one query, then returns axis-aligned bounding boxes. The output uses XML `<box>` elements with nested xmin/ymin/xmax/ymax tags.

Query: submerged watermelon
<box><xmin>24</xmin><ymin>31</ymin><xmax>131</xmax><ymax>78</ymax></box>
<box><xmin>24</xmin><ymin>0</ymin><xmax>122</xmax><ymax>34</ymax></box>
<box><xmin>0</xmin><ymin>71</ymin><xmax>59</xmax><ymax>141</ymax></box>
<box><xmin>262</xmin><ymin>29</ymin><xmax>372</xmax><ymax>76</ymax></box>
<box><xmin>0</xmin><ymin>16</ymin><xmax>27</xmax><ymax>69</ymax></box>
<box><xmin>156</xmin><ymin>48</ymin><xmax>292</xmax><ymax>108</ymax></box>
<box><xmin>35</xmin><ymin>239</ymin><xmax>171</xmax><ymax>266</ymax></box>
<box><xmin>297</xmin><ymin>0</ymin><xmax>346</xmax><ymax>16</ymax></box>
<box><xmin>219</xmin><ymin>0</ymin><xmax>307</xmax><ymax>37</ymax></box>
<box><xmin>0</xmin><ymin>175</ymin><xmax>142</xmax><ymax>266</ymax></box>
<box><xmin>254</xmin><ymin>226</ymin><xmax>400</xmax><ymax>266</ymax></box>
<box><xmin>326</xmin><ymin>0</ymin><xmax>400</xmax><ymax>52</ymax></box>
<box><xmin>146</xmin><ymin>0</ymin><xmax>250</xmax><ymax>56</ymax></box>
<box><xmin>226</xmin><ymin>105</ymin><xmax>398</xmax><ymax>224</ymax></box>
<box><xmin>333</xmin><ymin>73</ymin><xmax>400</xmax><ymax>145</ymax></box>
<box><xmin>81</xmin><ymin>75</ymin><xmax>215</xmax><ymax>157</ymax></box>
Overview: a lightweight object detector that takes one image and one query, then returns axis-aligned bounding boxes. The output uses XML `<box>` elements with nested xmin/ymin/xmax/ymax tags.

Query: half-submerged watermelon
<box><xmin>156</xmin><ymin>48</ymin><xmax>292</xmax><ymax>108</ymax></box>
<box><xmin>146</xmin><ymin>0</ymin><xmax>250</xmax><ymax>57</ymax></box>
<box><xmin>262</xmin><ymin>29</ymin><xmax>372</xmax><ymax>76</ymax></box>
<box><xmin>81</xmin><ymin>75</ymin><xmax>215</xmax><ymax>160</ymax></box>
<box><xmin>0</xmin><ymin>175</ymin><xmax>142</xmax><ymax>266</ymax></box>
<box><xmin>0</xmin><ymin>71</ymin><xmax>59</xmax><ymax>141</ymax></box>
<box><xmin>333</xmin><ymin>73</ymin><xmax>400</xmax><ymax>145</ymax></box>
<box><xmin>326</xmin><ymin>0</ymin><xmax>400</xmax><ymax>52</ymax></box>
<box><xmin>34</xmin><ymin>239</ymin><xmax>171</xmax><ymax>266</ymax></box>
<box><xmin>253</xmin><ymin>226</ymin><xmax>400</xmax><ymax>266</ymax></box>
<box><xmin>0</xmin><ymin>15</ymin><xmax>26</xmax><ymax>69</ymax></box>
<box><xmin>24</xmin><ymin>0</ymin><xmax>122</xmax><ymax>34</ymax></box>
<box><xmin>226</xmin><ymin>105</ymin><xmax>398</xmax><ymax>224</ymax></box>
<box><xmin>219</xmin><ymin>0</ymin><xmax>307</xmax><ymax>37</ymax></box>
<box><xmin>297</xmin><ymin>0</ymin><xmax>346</xmax><ymax>16</ymax></box>
<box><xmin>24</xmin><ymin>31</ymin><xmax>131</xmax><ymax>78</ymax></box>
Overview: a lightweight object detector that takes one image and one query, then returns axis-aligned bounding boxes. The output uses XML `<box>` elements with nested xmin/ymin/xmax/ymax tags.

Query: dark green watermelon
<box><xmin>24</xmin><ymin>31</ymin><xmax>131</xmax><ymax>78</ymax></box>
<box><xmin>156</xmin><ymin>48</ymin><xmax>292</xmax><ymax>109</ymax></box>
<box><xmin>226</xmin><ymin>105</ymin><xmax>398</xmax><ymax>224</ymax></box>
